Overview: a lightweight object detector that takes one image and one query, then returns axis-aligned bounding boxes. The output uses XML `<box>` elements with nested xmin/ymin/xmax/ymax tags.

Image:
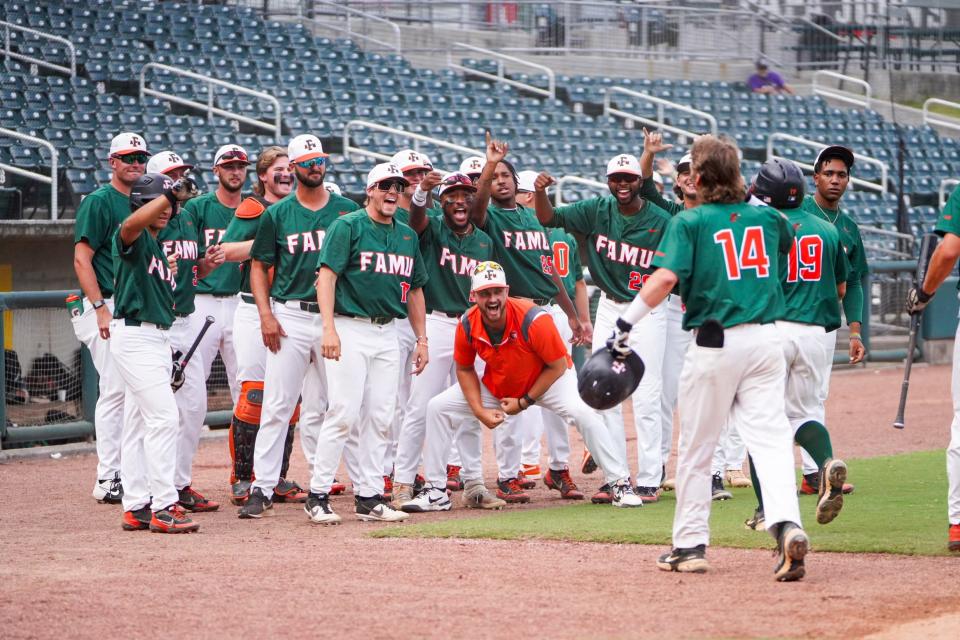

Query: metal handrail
<box><xmin>139</xmin><ymin>63</ymin><xmax>281</xmax><ymax>138</ymax></box>
<box><xmin>299</xmin><ymin>0</ymin><xmax>402</xmax><ymax>53</ymax></box>
<box><xmin>859</xmin><ymin>226</ymin><xmax>915</xmax><ymax>259</ymax></box>
<box><xmin>0</xmin><ymin>21</ymin><xmax>76</xmax><ymax>77</ymax></box>
<box><xmin>812</xmin><ymin>71</ymin><xmax>872</xmax><ymax>109</ymax></box>
<box><xmin>342</xmin><ymin>120</ymin><xmax>482</xmax><ymax>170</ymax></box>
<box><xmin>923</xmin><ymin>98</ymin><xmax>960</xmax><ymax>134</ymax></box>
<box><xmin>0</xmin><ymin>127</ymin><xmax>58</xmax><ymax>219</ymax></box>
<box><xmin>447</xmin><ymin>42</ymin><xmax>556</xmax><ymax>100</ymax></box>
<box><xmin>940</xmin><ymin>178</ymin><xmax>960</xmax><ymax>209</ymax></box>
<box><xmin>766</xmin><ymin>132</ymin><xmax>888</xmax><ymax>193</ymax></box>
<box><xmin>555</xmin><ymin>176</ymin><xmax>606</xmax><ymax>206</ymax></box>
<box><xmin>603</xmin><ymin>86</ymin><xmax>717</xmax><ymax>140</ymax></box>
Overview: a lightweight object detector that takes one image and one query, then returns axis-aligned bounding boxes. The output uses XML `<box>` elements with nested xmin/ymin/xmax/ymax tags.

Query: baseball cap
<box><xmin>366</xmin><ymin>162</ymin><xmax>410</xmax><ymax>189</ymax></box>
<box><xmin>214</xmin><ymin>144</ymin><xmax>250</xmax><ymax>167</ymax></box>
<box><xmin>146</xmin><ymin>150</ymin><xmax>193</xmax><ymax>175</ymax></box>
<box><xmin>391</xmin><ymin>149</ymin><xmax>431</xmax><ymax>173</ymax></box>
<box><xmin>109</xmin><ymin>132</ymin><xmax>150</xmax><ymax>157</ymax></box>
<box><xmin>606</xmin><ymin>154</ymin><xmax>642</xmax><ymax>177</ymax></box>
<box><xmin>471</xmin><ymin>261</ymin><xmax>508</xmax><ymax>292</ymax></box>
<box><xmin>323</xmin><ymin>182</ymin><xmax>342</xmax><ymax>196</ymax></box>
<box><xmin>418</xmin><ymin>152</ymin><xmax>434</xmax><ymax>170</ymax></box>
<box><xmin>287</xmin><ymin>134</ymin><xmax>327</xmax><ymax>164</ymax></box>
<box><xmin>517</xmin><ymin>170</ymin><xmax>538</xmax><ymax>193</ymax></box>
<box><xmin>438</xmin><ymin>172</ymin><xmax>478</xmax><ymax>197</ymax></box>
<box><xmin>814</xmin><ymin>145</ymin><xmax>855</xmax><ymax>173</ymax></box>
<box><xmin>676</xmin><ymin>153</ymin><xmax>692</xmax><ymax>174</ymax></box>
<box><xmin>460</xmin><ymin>156</ymin><xmax>486</xmax><ymax>177</ymax></box>
<box><xmin>756</xmin><ymin>58</ymin><xmax>769</xmax><ymax>70</ymax></box>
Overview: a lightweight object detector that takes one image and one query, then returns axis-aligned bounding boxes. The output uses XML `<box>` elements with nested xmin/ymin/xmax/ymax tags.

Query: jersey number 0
<box><xmin>713</xmin><ymin>226</ymin><xmax>770</xmax><ymax>280</ymax></box>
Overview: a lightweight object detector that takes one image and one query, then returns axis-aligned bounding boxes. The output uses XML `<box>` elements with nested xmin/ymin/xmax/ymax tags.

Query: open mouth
<box><xmin>616</xmin><ymin>187</ymin><xmax>632</xmax><ymax>198</ymax></box>
<box><xmin>275</xmin><ymin>175</ymin><xmax>293</xmax><ymax>185</ymax></box>
<box><xmin>384</xmin><ymin>193</ymin><xmax>399</xmax><ymax>206</ymax></box>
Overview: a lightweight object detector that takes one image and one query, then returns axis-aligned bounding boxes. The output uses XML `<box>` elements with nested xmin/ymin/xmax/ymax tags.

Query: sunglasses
<box><xmin>442</xmin><ymin>173</ymin><xmax>473</xmax><ymax>189</ymax></box>
<box><xmin>113</xmin><ymin>153</ymin><xmax>149</xmax><ymax>165</ymax></box>
<box><xmin>375</xmin><ymin>179</ymin><xmax>407</xmax><ymax>192</ymax></box>
<box><xmin>218</xmin><ymin>150</ymin><xmax>248</xmax><ymax>164</ymax></box>
<box><xmin>296</xmin><ymin>157</ymin><xmax>326</xmax><ymax>169</ymax></box>
<box><xmin>608</xmin><ymin>173</ymin><xmax>640</xmax><ymax>183</ymax></box>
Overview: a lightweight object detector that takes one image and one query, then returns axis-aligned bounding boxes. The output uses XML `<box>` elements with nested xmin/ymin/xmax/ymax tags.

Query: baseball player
<box><xmin>460</xmin><ymin>155</ymin><xmax>486</xmax><ymax>183</ymax></box>
<box><xmin>470</xmin><ymin>134</ymin><xmax>585</xmax><ymax>503</ymax></box>
<box><xmin>611</xmin><ymin>135</ymin><xmax>808</xmax><ymax>581</ymax></box>
<box><xmin>391</xmin><ymin>171</ymin><xmax>496</xmax><ymax>509</ymax></box>
<box><xmin>114</xmin><ymin>172</ymin><xmax>200</xmax><ymax>533</ymax></box>
<box><xmin>798</xmin><ymin>145</ymin><xmax>865</xmax><ymax>495</ymax></box>
<box><xmin>305</xmin><ymin>162</ymin><xmax>429</xmax><ymax>525</ymax></box>
<box><xmin>219</xmin><ymin>145</ymin><xmax>317</xmax><ymax>505</ymax></box>
<box><xmin>741</xmin><ymin>158</ymin><xmax>851</xmax><ymax>531</ymax></box>
<box><xmin>403</xmin><ymin>261</ymin><xmax>643</xmax><ymax>512</ymax></box>
<box><xmin>533</xmin><ymin>153</ymin><xmax>673</xmax><ymax>504</ymax></box>
<box><xmin>152</xmin><ymin>150</ymin><xmax>225</xmax><ymax>512</ymax></box>
<box><xmin>238</xmin><ymin>135</ymin><xmax>358</xmax><ymax>519</ymax></box>
<box><xmin>72</xmin><ymin>132</ymin><xmax>148</xmax><ymax>504</ymax></box>
<box><xmin>906</xmin><ymin>185</ymin><xmax>960</xmax><ymax>552</ymax></box>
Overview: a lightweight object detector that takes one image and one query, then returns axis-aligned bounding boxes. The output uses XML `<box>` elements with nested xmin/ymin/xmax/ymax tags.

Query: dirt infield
<box><xmin>1</xmin><ymin>363</ymin><xmax>958</xmax><ymax>639</ymax></box>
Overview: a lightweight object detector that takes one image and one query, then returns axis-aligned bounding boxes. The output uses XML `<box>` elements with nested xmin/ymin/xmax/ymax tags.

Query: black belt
<box><xmin>240</xmin><ymin>293</ymin><xmax>255</xmax><ymax>304</ymax></box>
<box><xmin>298</xmin><ymin>301</ymin><xmax>320</xmax><ymax>313</ymax></box>
<box><xmin>174</xmin><ymin>312</ymin><xmax>190</xmax><ymax>318</ymax></box>
<box><xmin>123</xmin><ymin>318</ymin><xmax>169</xmax><ymax>330</ymax></box>
<box><xmin>531</xmin><ymin>297</ymin><xmax>552</xmax><ymax>306</ymax></box>
<box><xmin>608</xmin><ymin>296</ymin><xmax>632</xmax><ymax>305</ymax></box>
<box><xmin>337</xmin><ymin>313</ymin><xmax>392</xmax><ymax>326</ymax></box>
<box><xmin>428</xmin><ymin>309</ymin><xmax>460</xmax><ymax>318</ymax></box>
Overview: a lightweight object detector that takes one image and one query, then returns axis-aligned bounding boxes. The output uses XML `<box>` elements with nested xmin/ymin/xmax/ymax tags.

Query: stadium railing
<box><xmin>924</xmin><ymin>98</ymin><xmax>960</xmax><ymax>136</ymax></box>
<box><xmin>298</xmin><ymin>0</ymin><xmax>402</xmax><ymax>54</ymax></box>
<box><xmin>555</xmin><ymin>175</ymin><xmax>605</xmax><ymax>206</ymax></box>
<box><xmin>0</xmin><ymin>128</ymin><xmax>59</xmax><ymax>220</ymax></box>
<box><xmin>603</xmin><ymin>86</ymin><xmax>718</xmax><ymax>142</ymax></box>
<box><xmin>0</xmin><ymin>20</ymin><xmax>76</xmax><ymax>78</ymax></box>
<box><xmin>766</xmin><ymin>132</ymin><xmax>889</xmax><ymax>194</ymax></box>
<box><xmin>940</xmin><ymin>178</ymin><xmax>959</xmax><ymax>209</ymax></box>
<box><xmin>812</xmin><ymin>70</ymin><xmax>872</xmax><ymax>109</ymax></box>
<box><xmin>448</xmin><ymin>42</ymin><xmax>556</xmax><ymax>100</ymax></box>
<box><xmin>0</xmin><ymin>291</ymin><xmax>231</xmax><ymax>450</ymax></box>
<box><xmin>341</xmin><ymin>119</ymin><xmax>482</xmax><ymax>171</ymax></box>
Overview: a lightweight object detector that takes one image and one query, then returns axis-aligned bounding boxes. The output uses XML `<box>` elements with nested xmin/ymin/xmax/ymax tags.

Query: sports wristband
<box><xmin>91</xmin><ymin>299</ymin><xmax>106</xmax><ymax>310</ymax></box>
<box><xmin>411</xmin><ymin>186</ymin><xmax>428</xmax><ymax>207</ymax></box>
<box><xmin>522</xmin><ymin>393</ymin><xmax>536</xmax><ymax>407</ymax></box>
<box><xmin>849</xmin><ymin>333</ymin><xmax>862</xmax><ymax>341</ymax></box>
<box><xmin>917</xmin><ymin>288</ymin><xmax>933</xmax><ymax>303</ymax></box>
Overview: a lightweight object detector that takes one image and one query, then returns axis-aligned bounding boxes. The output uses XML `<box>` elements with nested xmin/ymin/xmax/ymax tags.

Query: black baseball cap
<box><xmin>814</xmin><ymin>145</ymin><xmax>855</xmax><ymax>173</ymax></box>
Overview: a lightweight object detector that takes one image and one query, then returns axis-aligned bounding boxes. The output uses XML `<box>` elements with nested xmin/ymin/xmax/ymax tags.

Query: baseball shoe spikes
<box><xmin>305</xmin><ymin>491</ymin><xmax>341</xmax><ymax>525</ymax></box>
<box><xmin>462</xmin><ymin>481</ymin><xmax>506</xmax><ymax>510</ymax></box>
<box><xmin>496</xmin><ymin>478</ymin><xmax>531</xmax><ymax>503</ymax></box>
<box><xmin>773</xmin><ymin>522</ymin><xmax>808</xmax><ymax>582</ymax></box>
<box><xmin>446</xmin><ymin>465</ymin><xmax>464</xmax><ymax>492</ymax></box>
<box><xmin>744</xmin><ymin>507</ymin><xmax>765</xmax><ymax>531</ymax></box>
<box><xmin>711</xmin><ymin>472</ymin><xmax>733</xmax><ymax>501</ymax></box>
<box><xmin>177</xmin><ymin>486</ymin><xmax>220</xmax><ymax>512</ymax></box>
<box><xmin>93</xmin><ymin>472</ymin><xmax>123</xmax><ymax>504</ymax></box>
<box><xmin>355</xmin><ymin>495</ymin><xmax>409</xmax><ymax>522</ymax></box>
<box><xmin>121</xmin><ymin>506</ymin><xmax>152</xmax><ymax>531</ymax></box>
<box><xmin>581</xmin><ymin>450</ymin><xmax>598</xmax><ymax>475</ymax></box>
<box><xmin>274</xmin><ymin>478</ymin><xmax>309</xmax><ymax>503</ymax></box>
<box><xmin>150</xmin><ymin>505</ymin><xmax>200</xmax><ymax>533</ymax></box>
<box><xmin>544</xmin><ymin>467</ymin><xmax>585</xmax><ymax>500</ymax></box>
<box><xmin>949</xmin><ymin>524</ymin><xmax>960</xmax><ymax>552</ymax></box>
<box><xmin>816</xmin><ymin>458</ymin><xmax>847</xmax><ymax>525</ymax></box>
<box><xmin>238</xmin><ymin>487</ymin><xmax>274</xmax><ymax>519</ymax></box>
<box><xmin>401</xmin><ymin>486</ymin><xmax>452</xmax><ymax>513</ymax></box>
<box><xmin>657</xmin><ymin>545</ymin><xmax>709</xmax><ymax>573</ymax></box>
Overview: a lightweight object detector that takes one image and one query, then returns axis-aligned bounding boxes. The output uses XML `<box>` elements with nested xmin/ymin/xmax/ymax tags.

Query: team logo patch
<box><xmin>611</xmin><ymin>361</ymin><xmax>626</xmax><ymax>374</ymax></box>
<box><xmin>729</xmin><ymin>212</ymin><xmax>739</xmax><ymax>222</ymax></box>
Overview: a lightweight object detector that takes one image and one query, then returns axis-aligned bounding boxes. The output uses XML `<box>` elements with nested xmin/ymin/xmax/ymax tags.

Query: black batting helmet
<box><xmin>577</xmin><ymin>348</ymin><xmax>645</xmax><ymax>411</ymax></box>
<box><xmin>129</xmin><ymin>172</ymin><xmax>173</xmax><ymax>212</ymax></box>
<box><xmin>750</xmin><ymin>158</ymin><xmax>805</xmax><ymax>210</ymax></box>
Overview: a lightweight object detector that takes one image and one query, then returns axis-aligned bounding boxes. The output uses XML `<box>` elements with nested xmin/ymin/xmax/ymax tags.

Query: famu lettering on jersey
<box><xmin>158</xmin><ymin>211</ymin><xmax>201</xmax><ymax>315</ymax></box>
<box><xmin>479</xmin><ymin>204</ymin><xmax>557</xmax><ymax>301</ymax></box>
<box><xmin>182</xmin><ymin>192</ymin><xmax>241</xmax><ymax>296</ymax></box>
<box><xmin>112</xmin><ymin>229</ymin><xmax>176</xmax><ymax>328</ymax></box>
<box><xmin>419</xmin><ymin>216</ymin><xmax>493</xmax><ymax>314</ymax></box>
<box><xmin>73</xmin><ymin>184</ymin><xmax>130</xmax><ymax>298</ymax></box>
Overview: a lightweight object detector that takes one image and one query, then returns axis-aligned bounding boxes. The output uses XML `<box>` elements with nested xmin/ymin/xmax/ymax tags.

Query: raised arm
<box><xmin>469</xmin><ymin>131</ymin><xmax>508</xmax><ymax>229</ymax></box>
<box><xmin>409</xmin><ymin>171</ymin><xmax>442</xmax><ymax>234</ymax></box>
<box><xmin>533</xmin><ymin>171</ymin><xmax>557</xmax><ymax>225</ymax></box>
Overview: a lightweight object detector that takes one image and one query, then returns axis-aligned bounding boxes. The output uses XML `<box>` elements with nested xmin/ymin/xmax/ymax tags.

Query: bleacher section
<box><xmin>0</xmin><ymin>0</ymin><xmax>956</xmax><ymax>246</ymax></box>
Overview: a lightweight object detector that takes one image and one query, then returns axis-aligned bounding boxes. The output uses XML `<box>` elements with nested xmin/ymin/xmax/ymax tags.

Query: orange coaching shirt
<box><xmin>453</xmin><ymin>297</ymin><xmax>572</xmax><ymax>399</ymax></box>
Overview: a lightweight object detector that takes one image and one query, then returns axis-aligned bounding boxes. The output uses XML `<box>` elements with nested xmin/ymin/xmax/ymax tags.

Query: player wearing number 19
<box><xmin>611</xmin><ymin>135</ymin><xmax>809</xmax><ymax>581</ymax></box>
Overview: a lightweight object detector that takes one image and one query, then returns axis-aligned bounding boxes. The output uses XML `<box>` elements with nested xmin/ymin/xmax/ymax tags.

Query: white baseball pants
<box><xmin>948</xmin><ymin>310</ymin><xmax>960</xmax><ymax>525</ymax></box>
<box><xmin>593</xmin><ymin>292</ymin><xmax>666</xmax><ymax>486</ymax></box>
<box><xmin>169</xmin><ymin>315</ymin><xmax>210</xmax><ymax>489</ymax></box>
<box><xmin>251</xmin><ymin>303</ymin><xmax>327</xmax><ymax>498</ymax></box>
<box><xmin>659</xmin><ymin>295</ymin><xmax>692</xmax><ymax>466</ymax></box>
<box><xmin>111</xmin><ymin>321</ymin><xmax>179</xmax><ymax>512</ymax></box>
<box><xmin>191</xmin><ymin>294</ymin><xmax>240</xmax><ymax>405</ymax></box>
<box><xmin>778</xmin><ymin>321</ymin><xmax>830</xmax><ymax>433</ymax></box>
<box><xmin>802</xmin><ymin>328</ymin><xmax>839</xmax><ymax>475</ymax></box>
<box><xmin>711</xmin><ymin>421</ymin><xmax>746</xmax><ymax>475</ymax></box>
<box><xmin>673</xmin><ymin>323</ymin><xmax>801</xmax><ymax>548</ymax></box>
<box><xmin>382</xmin><ymin>320</ymin><xmax>417</xmax><ymax>475</ymax></box>
<box><xmin>71</xmin><ymin>297</ymin><xmax>124</xmax><ymax>481</ymax></box>
<box><xmin>310</xmin><ymin>316</ymin><xmax>399</xmax><ymax>498</ymax></box>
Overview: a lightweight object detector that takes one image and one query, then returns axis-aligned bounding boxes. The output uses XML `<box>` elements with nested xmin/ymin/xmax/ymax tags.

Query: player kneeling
<box><xmin>403</xmin><ymin>262</ymin><xmax>643</xmax><ymax>513</ymax></box>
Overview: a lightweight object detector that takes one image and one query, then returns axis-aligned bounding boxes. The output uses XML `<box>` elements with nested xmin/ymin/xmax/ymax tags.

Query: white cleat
<box><xmin>401</xmin><ymin>487</ymin><xmax>452</xmax><ymax>513</ymax></box>
<box><xmin>356</xmin><ymin>496</ymin><xmax>410</xmax><ymax>522</ymax></box>
<box><xmin>612</xmin><ymin>481</ymin><xmax>644</xmax><ymax>508</ymax></box>
<box><xmin>305</xmin><ymin>492</ymin><xmax>341</xmax><ymax>525</ymax></box>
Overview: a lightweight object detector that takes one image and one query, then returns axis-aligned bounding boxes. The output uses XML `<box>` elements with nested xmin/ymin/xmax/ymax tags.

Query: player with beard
<box><xmin>469</xmin><ymin>134</ymin><xmax>586</xmax><ymax>504</ymax></box>
<box><xmin>239</xmin><ymin>135</ymin><xmax>357</xmax><ymax>519</ymax></box>
<box><xmin>534</xmin><ymin>151</ymin><xmax>673</xmax><ymax>504</ymax></box>
<box><xmin>73</xmin><ymin>132</ymin><xmax>149</xmax><ymax>504</ymax></box>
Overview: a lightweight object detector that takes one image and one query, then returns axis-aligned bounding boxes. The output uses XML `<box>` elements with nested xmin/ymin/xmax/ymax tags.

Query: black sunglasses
<box><xmin>375</xmin><ymin>179</ymin><xmax>407</xmax><ymax>192</ymax></box>
<box><xmin>114</xmin><ymin>153</ymin><xmax>149</xmax><ymax>165</ymax></box>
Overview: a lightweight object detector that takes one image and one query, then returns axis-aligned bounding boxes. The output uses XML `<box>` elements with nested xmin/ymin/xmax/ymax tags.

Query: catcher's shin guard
<box><xmin>231</xmin><ymin>381</ymin><xmax>264</xmax><ymax>484</ymax></box>
<box><xmin>279</xmin><ymin>398</ymin><xmax>302</xmax><ymax>480</ymax></box>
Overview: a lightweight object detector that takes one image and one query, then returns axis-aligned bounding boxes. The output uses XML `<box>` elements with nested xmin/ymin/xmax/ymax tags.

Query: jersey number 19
<box><xmin>713</xmin><ymin>227</ymin><xmax>770</xmax><ymax>280</ymax></box>
<box><xmin>786</xmin><ymin>236</ymin><xmax>823</xmax><ymax>282</ymax></box>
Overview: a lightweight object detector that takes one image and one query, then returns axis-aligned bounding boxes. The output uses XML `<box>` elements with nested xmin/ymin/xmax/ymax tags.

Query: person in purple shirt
<box><xmin>748</xmin><ymin>60</ymin><xmax>794</xmax><ymax>95</ymax></box>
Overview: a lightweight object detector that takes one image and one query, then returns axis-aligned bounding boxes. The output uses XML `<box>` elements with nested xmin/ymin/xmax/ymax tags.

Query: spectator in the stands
<box><xmin>748</xmin><ymin>60</ymin><xmax>794</xmax><ymax>95</ymax></box>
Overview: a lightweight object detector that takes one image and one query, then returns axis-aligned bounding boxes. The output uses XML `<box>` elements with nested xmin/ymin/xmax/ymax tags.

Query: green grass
<box><xmin>903</xmin><ymin>99</ymin><xmax>960</xmax><ymax>120</ymax></box>
<box><xmin>372</xmin><ymin>450</ymin><xmax>953</xmax><ymax>556</ymax></box>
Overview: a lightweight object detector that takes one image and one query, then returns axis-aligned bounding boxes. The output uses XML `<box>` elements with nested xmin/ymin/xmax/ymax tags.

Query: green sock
<box><xmin>748</xmin><ymin>455</ymin><xmax>763</xmax><ymax>511</ymax></box>
<box><xmin>794</xmin><ymin>420</ymin><xmax>833</xmax><ymax>468</ymax></box>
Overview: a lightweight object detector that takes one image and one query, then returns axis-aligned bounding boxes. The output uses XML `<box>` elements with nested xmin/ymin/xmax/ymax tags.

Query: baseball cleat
<box><xmin>801</xmin><ymin>472</ymin><xmax>854</xmax><ymax>496</ymax></box>
<box><xmin>446</xmin><ymin>465</ymin><xmax>464</xmax><ymax>492</ymax></box>
<box><xmin>518</xmin><ymin>464</ymin><xmax>540</xmax><ymax>489</ymax></box>
<box><xmin>413</xmin><ymin>474</ymin><xmax>426</xmax><ymax>494</ymax></box>
<box><xmin>401</xmin><ymin>487</ymin><xmax>452</xmax><ymax>513</ymax></box>
<box><xmin>121</xmin><ymin>506</ymin><xmax>152</xmax><ymax>531</ymax></box>
<box><xmin>231</xmin><ymin>480</ymin><xmax>252</xmax><ymax>506</ymax></box>
<box><xmin>711</xmin><ymin>472</ymin><xmax>733</xmax><ymax>500</ymax></box>
<box><xmin>816</xmin><ymin>459</ymin><xmax>847</xmax><ymax>525</ymax></box>
<box><xmin>177</xmin><ymin>486</ymin><xmax>220</xmax><ymax>512</ymax></box>
<box><xmin>661</xmin><ymin>477</ymin><xmax>676</xmax><ymax>491</ymax></box>
<box><xmin>612</xmin><ymin>480</ymin><xmax>643</xmax><ymax>508</ymax></box>
<box><xmin>305</xmin><ymin>492</ymin><xmax>341</xmax><ymax>525</ymax></box>
<box><xmin>744</xmin><ymin>507</ymin><xmax>765</xmax><ymax>531</ymax></box>
<box><xmin>591</xmin><ymin>483</ymin><xmax>613</xmax><ymax>504</ymax></box>
<box><xmin>634</xmin><ymin>486</ymin><xmax>660</xmax><ymax>504</ymax></box>
<box><xmin>150</xmin><ymin>505</ymin><xmax>200</xmax><ymax>534</ymax></box>
<box><xmin>949</xmin><ymin>524</ymin><xmax>960</xmax><ymax>552</ymax></box>
<box><xmin>93</xmin><ymin>472</ymin><xmax>123</xmax><ymax>504</ymax></box>
<box><xmin>496</xmin><ymin>478</ymin><xmax>531</xmax><ymax>503</ymax></box>
<box><xmin>238</xmin><ymin>487</ymin><xmax>274</xmax><ymax>519</ymax></box>
<box><xmin>330</xmin><ymin>479</ymin><xmax>346</xmax><ymax>495</ymax></box>
<box><xmin>581</xmin><ymin>450</ymin><xmax>598</xmax><ymax>475</ymax></box>
<box><xmin>656</xmin><ymin>545</ymin><xmax>709</xmax><ymax>573</ymax></box>
<box><xmin>725</xmin><ymin>469</ymin><xmax>752</xmax><ymax>488</ymax></box>
<box><xmin>544</xmin><ymin>468</ymin><xmax>585</xmax><ymax>500</ymax></box>
<box><xmin>390</xmin><ymin>483</ymin><xmax>415</xmax><ymax>510</ymax></box>
<box><xmin>355</xmin><ymin>495</ymin><xmax>409</xmax><ymax>522</ymax></box>
<box><xmin>773</xmin><ymin>522</ymin><xmax>808</xmax><ymax>582</ymax></box>
<box><xmin>274</xmin><ymin>478</ymin><xmax>308</xmax><ymax>503</ymax></box>
<box><xmin>462</xmin><ymin>480</ymin><xmax>506</xmax><ymax>510</ymax></box>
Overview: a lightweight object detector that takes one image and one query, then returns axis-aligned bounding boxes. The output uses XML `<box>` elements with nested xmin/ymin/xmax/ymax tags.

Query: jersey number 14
<box><xmin>713</xmin><ymin>227</ymin><xmax>770</xmax><ymax>280</ymax></box>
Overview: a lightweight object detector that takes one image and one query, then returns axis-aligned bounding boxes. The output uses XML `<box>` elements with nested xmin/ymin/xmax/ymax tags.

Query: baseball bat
<box><xmin>179</xmin><ymin>315</ymin><xmax>215</xmax><ymax>368</ymax></box>
<box><xmin>893</xmin><ymin>233</ymin><xmax>939</xmax><ymax>429</ymax></box>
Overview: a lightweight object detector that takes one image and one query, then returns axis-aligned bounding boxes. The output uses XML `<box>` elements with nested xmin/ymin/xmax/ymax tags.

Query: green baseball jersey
<box><xmin>318</xmin><ymin>210</ymin><xmax>429</xmax><ymax>319</ymax></box>
<box><xmin>112</xmin><ymin>228</ymin><xmax>176</xmax><ymax>328</ymax></box>
<box><xmin>182</xmin><ymin>192</ymin><xmax>242</xmax><ymax>296</ymax></box>
<box><xmin>936</xmin><ymin>187</ymin><xmax>960</xmax><ymax>287</ymax></box>
<box><xmin>419</xmin><ymin>217</ymin><xmax>493</xmax><ymax>315</ymax></box>
<box><xmin>221</xmin><ymin>212</ymin><xmax>262</xmax><ymax>295</ymax></box>
<box><xmin>641</xmin><ymin>176</ymin><xmax>683</xmax><ymax>216</ymax></box>
<box><xmin>73</xmin><ymin>184</ymin><xmax>130</xmax><ymax>298</ymax></box>
<box><xmin>546</xmin><ymin>195</ymin><xmax>672</xmax><ymax>302</ymax></box>
<box><xmin>779</xmin><ymin>208</ymin><xmax>850</xmax><ymax>332</ymax></box>
<box><xmin>547</xmin><ymin>228</ymin><xmax>582</xmax><ymax>300</ymax></box>
<box><xmin>801</xmin><ymin>195</ymin><xmax>868</xmax><ymax>324</ymax></box>
<box><xmin>250</xmin><ymin>192</ymin><xmax>357</xmax><ymax>302</ymax></box>
<box><xmin>479</xmin><ymin>203</ymin><xmax>558</xmax><ymax>301</ymax></box>
<box><xmin>653</xmin><ymin>202</ymin><xmax>795</xmax><ymax>331</ymax></box>
<box><xmin>157</xmin><ymin>211</ymin><xmax>202</xmax><ymax>315</ymax></box>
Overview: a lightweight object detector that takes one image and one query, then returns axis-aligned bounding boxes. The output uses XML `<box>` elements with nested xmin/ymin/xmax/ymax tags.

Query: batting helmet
<box><xmin>129</xmin><ymin>173</ymin><xmax>173</xmax><ymax>212</ymax></box>
<box><xmin>750</xmin><ymin>158</ymin><xmax>805</xmax><ymax>210</ymax></box>
<box><xmin>577</xmin><ymin>348</ymin><xmax>645</xmax><ymax>411</ymax></box>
